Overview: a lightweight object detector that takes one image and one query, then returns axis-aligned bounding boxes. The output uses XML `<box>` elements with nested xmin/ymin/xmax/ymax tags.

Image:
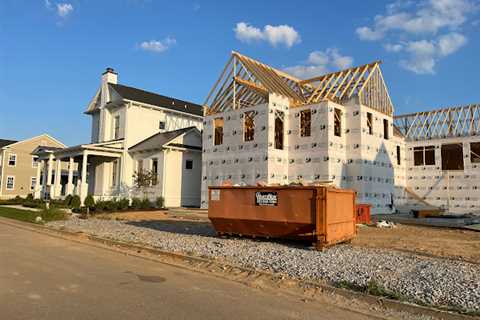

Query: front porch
<box><xmin>33</xmin><ymin>142</ymin><xmax>123</xmax><ymax>204</ymax></box>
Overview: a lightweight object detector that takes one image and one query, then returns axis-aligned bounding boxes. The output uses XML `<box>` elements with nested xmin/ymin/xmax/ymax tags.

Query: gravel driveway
<box><xmin>47</xmin><ymin>217</ymin><xmax>480</xmax><ymax>313</ymax></box>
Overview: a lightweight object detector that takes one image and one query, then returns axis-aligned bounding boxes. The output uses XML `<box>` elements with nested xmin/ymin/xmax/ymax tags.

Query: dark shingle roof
<box><xmin>0</xmin><ymin>139</ymin><xmax>17</xmax><ymax>148</ymax></box>
<box><xmin>110</xmin><ymin>83</ymin><xmax>203</xmax><ymax>117</ymax></box>
<box><xmin>129</xmin><ymin>127</ymin><xmax>196</xmax><ymax>153</ymax></box>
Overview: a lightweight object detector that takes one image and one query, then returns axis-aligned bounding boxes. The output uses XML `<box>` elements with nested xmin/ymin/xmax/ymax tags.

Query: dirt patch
<box><xmin>96</xmin><ymin>210</ymin><xmax>208</xmax><ymax>223</ymax></box>
<box><xmin>352</xmin><ymin>224</ymin><xmax>480</xmax><ymax>264</ymax></box>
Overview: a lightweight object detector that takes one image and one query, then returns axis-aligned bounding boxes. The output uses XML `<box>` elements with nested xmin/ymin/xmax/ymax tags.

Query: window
<box><xmin>470</xmin><ymin>142</ymin><xmax>480</xmax><ymax>163</ymax></box>
<box><xmin>334</xmin><ymin>108</ymin><xmax>342</xmax><ymax>137</ymax></box>
<box><xmin>30</xmin><ymin>177</ymin><xmax>36</xmax><ymax>191</ymax></box>
<box><xmin>244</xmin><ymin>111</ymin><xmax>255</xmax><ymax>142</ymax></box>
<box><xmin>214</xmin><ymin>117</ymin><xmax>224</xmax><ymax>145</ymax></box>
<box><xmin>8</xmin><ymin>154</ymin><xmax>16</xmax><ymax>167</ymax></box>
<box><xmin>186</xmin><ymin>160</ymin><xmax>193</xmax><ymax>170</ymax></box>
<box><xmin>413</xmin><ymin>146</ymin><xmax>435</xmax><ymax>166</ymax></box>
<box><xmin>300</xmin><ymin>110</ymin><xmax>311</xmax><ymax>137</ymax></box>
<box><xmin>6</xmin><ymin>176</ymin><xmax>14</xmax><ymax>190</ymax></box>
<box><xmin>159</xmin><ymin>121</ymin><xmax>166</xmax><ymax>130</ymax></box>
<box><xmin>32</xmin><ymin>156</ymin><xmax>39</xmax><ymax>168</ymax></box>
<box><xmin>441</xmin><ymin>143</ymin><xmax>464</xmax><ymax>171</ymax></box>
<box><xmin>396</xmin><ymin>146</ymin><xmax>401</xmax><ymax>165</ymax></box>
<box><xmin>383</xmin><ymin>119</ymin><xmax>389</xmax><ymax>140</ymax></box>
<box><xmin>152</xmin><ymin>158</ymin><xmax>158</xmax><ymax>185</ymax></box>
<box><xmin>113</xmin><ymin>115</ymin><xmax>120</xmax><ymax>139</ymax></box>
<box><xmin>274</xmin><ymin>111</ymin><xmax>284</xmax><ymax>150</ymax></box>
<box><xmin>367</xmin><ymin>112</ymin><xmax>373</xmax><ymax>135</ymax></box>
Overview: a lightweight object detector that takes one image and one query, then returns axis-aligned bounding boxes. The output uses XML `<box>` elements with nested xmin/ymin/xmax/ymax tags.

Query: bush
<box><xmin>131</xmin><ymin>197</ymin><xmax>142</xmax><ymax>210</ymax></box>
<box><xmin>64</xmin><ymin>194</ymin><xmax>73</xmax><ymax>207</ymax></box>
<box><xmin>70</xmin><ymin>195</ymin><xmax>81</xmax><ymax>209</ymax></box>
<box><xmin>117</xmin><ymin>198</ymin><xmax>129</xmax><ymax>211</ymax></box>
<box><xmin>26</xmin><ymin>193</ymin><xmax>34</xmax><ymax>201</ymax></box>
<box><xmin>155</xmin><ymin>196</ymin><xmax>164</xmax><ymax>208</ymax></box>
<box><xmin>140</xmin><ymin>198</ymin><xmax>152</xmax><ymax>209</ymax></box>
<box><xmin>84</xmin><ymin>195</ymin><xmax>95</xmax><ymax>209</ymax></box>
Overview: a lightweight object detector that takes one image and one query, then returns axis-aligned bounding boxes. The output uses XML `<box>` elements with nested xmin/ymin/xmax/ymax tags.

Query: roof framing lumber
<box><xmin>204</xmin><ymin>52</ymin><xmax>394</xmax><ymax>116</ymax></box>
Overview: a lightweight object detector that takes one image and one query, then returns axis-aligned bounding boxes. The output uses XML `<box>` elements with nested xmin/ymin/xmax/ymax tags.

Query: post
<box><xmin>54</xmin><ymin>158</ymin><xmax>62</xmax><ymax>198</ymax></box>
<box><xmin>47</xmin><ymin>154</ymin><xmax>54</xmax><ymax>198</ymax></box>
<box><xmin>42</xmin><ymin>160</ymin><xmax>48</xmax><ymax>198</ymax></box>
<box><xmin>34</xmin><ymin>160</ymin><xmax>42</xmax><ymax>199</ymax></box>
<box><xmin>80</xmin><ymin>152</ymin><xmax>88</xmax><ymax>205</ymax></box>
<box><xmin>66</xmin><ymin>157</ymin><xmax>74</xmax><ymax>195</ymax></box>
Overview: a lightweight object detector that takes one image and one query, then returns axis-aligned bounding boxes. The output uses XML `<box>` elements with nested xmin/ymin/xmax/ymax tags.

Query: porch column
<box><xmin>42</xmin><ymin>160</ymin><xmax>48</xmax><ymax>199</ymax></box>
<box><xmin>46</xmin><ymin>154</ymin><xmax>54</xmax><ymax>198</ymax></box>
<box><xmin>54</xmin><ymin>158</ymin><xmax>62</xmax><ymax>198</ymax></box>
<box><xmin>34</xmin><ymin>160</ymin><xmax>42</xmax><ymax>199</ymax></box>
<box><xmin>66</xmin><ymin>157</ymin><xmax>74</xmax><ymax>195</ymax></box>
<box><xmin>80</xmin><ymin>152</ymin><xmax>88</xmax><ymax>205</ymax></box>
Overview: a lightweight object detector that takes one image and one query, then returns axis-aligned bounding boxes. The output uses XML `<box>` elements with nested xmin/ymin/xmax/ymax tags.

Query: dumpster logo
<box><xmin>255</xmin><ymin>192</ymin><xmax>278</xmax><ymax>206</ymax></box>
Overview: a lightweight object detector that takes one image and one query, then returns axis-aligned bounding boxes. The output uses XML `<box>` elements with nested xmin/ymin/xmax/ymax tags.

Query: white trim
<box><xmin>8</xmin><ymin>153</ymin><xmax>16</xmax><ymax>167</ymax></box>
<box><xmin>6</xmin><ymin>176</ymin><xmax>15</xmax><ymax>190</ymax></box>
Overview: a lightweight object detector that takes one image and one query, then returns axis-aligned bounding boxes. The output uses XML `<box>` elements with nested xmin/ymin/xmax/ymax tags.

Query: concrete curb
<box><xmin>0</xmin><ymin>217</ymin><xmax>477</xmax><ymax>320</ymax></box>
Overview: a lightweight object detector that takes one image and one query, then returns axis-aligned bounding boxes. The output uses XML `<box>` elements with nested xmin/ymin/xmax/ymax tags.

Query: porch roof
<box><xmin>33</xmin><ymin>141</ymin><xmax>123</xmax><ymax>160</ymax></box>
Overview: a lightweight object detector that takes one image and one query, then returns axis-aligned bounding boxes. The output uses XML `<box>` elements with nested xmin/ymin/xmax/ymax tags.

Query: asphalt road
<box><xmin>0</xmin><ymin>220</ymin><xmax>376</xmax><ymax>320</ymax></box>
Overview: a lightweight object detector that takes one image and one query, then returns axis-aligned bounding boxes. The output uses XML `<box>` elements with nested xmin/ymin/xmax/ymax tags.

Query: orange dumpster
<box><xmin>208</xmin><ymin>186</ymin><xmax>356</xmax><ymax>249</ymax></box>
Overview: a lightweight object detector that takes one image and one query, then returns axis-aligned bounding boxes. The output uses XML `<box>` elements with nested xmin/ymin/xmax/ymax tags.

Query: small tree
<box><xmin>70</xmin><ymin>195</ymin><xmax>81</xmax><ymax>209</ymax></box>
<box><xmin>132</xmin><ymin>169</ymin><xmax>157</xmax><ymax>199</ymax></box>
<box><xmin>84</xmin><ymin>195</ymin><xmax>95</xmax><ymax>210</ymax></box>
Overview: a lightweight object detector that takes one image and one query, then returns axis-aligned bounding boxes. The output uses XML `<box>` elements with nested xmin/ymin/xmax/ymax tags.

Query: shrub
<box><xmin>26</xmin><ymin>193</ymin><xmax>34</xmax><ymax>201</ymax></box>
<box><xmin>131</xmin><ymin>197</ymin><xmax>142</xmax><ymax>210</ymax></box>
<box><xmin>84</xmin><ymin>195</ymin><xmax>95</xmax><ymax>209</ymax></box>
<box><xmin>155</xmin><ymin>196</ymin><xmax>164</xmax><ymax>208</ymax></box>
<box><xmin>104</xmin><ymin>200</ymin><xmax>118</xmax><ymax>212</ymax></box>
<box><xmin>140</xmin><ymin>198</ymin><xmax>152</xmax><ymax>209</ymax></box>
<box><xmin>70</xmin><ymin>195</ymin><xmax>81</xmax><ymax>209</ymax></box>
<box><xmin>64</xmin><ymin>194</ymin><xmax>73</xmax><ymax>206</ymax></box>
<box><xmin>117</xmin><ymin>198</ymin><xmax>129</xmax><ymax>211</ymax></box>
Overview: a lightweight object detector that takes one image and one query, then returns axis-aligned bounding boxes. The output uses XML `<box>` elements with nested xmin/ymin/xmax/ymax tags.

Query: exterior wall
<box><xmin>128</xmin><ymin>131</ymin><xmax>202</xmax><ymax>207</ymax></box>
<box><xmin>0</xmin><ymin>135</ymin><xmax>65</xmax><ymax>199</ymax></box>
<box><xmin>201</xmin><ymin>96</ymin><xmax>406</xmax><ymax>214</ymax></box>
<box><xmin>405</xmin><ymin>136</ymin><xmax>480</xmax><ymax>213</ymax></box>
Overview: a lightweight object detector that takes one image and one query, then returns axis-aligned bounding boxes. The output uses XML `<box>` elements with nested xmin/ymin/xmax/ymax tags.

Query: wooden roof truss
<box><xmin>393</xmin><ymin>104</ymin><xmax>480</xmax><ymax>141</ymax></box>
<box><xmin>204</xmin><ymin>52</ymin><xmax>394</xmax><ymax>116</ymax></box>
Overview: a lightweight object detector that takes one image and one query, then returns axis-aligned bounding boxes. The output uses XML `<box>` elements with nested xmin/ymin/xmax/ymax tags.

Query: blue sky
<box><xmin>1</xmin><ymin>0</ymin><xmax>479</xmax><ymax>145</ymax></box>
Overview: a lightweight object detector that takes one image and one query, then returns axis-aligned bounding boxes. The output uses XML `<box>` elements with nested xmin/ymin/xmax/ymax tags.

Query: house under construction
<box><xmin>201</xmin><ymin>51</ymin><xmax>480</xmax><ymax>214</ymax></box>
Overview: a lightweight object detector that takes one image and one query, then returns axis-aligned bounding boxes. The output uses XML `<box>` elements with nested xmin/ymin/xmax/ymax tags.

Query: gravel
<box><xmin>48</xmin><ymin>217</ymin><xmax>480</xmax><ymax>312</ymax></box>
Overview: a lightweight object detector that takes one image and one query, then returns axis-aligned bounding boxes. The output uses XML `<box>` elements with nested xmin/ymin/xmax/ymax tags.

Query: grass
<box><xmin>0</xmin><ymin>206</ymin><xmax>67</xmax><ymax>223</ymax></box>
<box><xmin>335</xmin><ymin>279</ymin><xmax>407</xmax><ymax>302</ymax></box>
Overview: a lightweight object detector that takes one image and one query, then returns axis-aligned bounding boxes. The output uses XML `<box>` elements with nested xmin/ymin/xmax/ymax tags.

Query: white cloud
<box><xmin>396</xmin><ymin>33</ymin><xmax>467</xmax><ymax>74</ymax></box>
<box><xmin>285</xmin><ymin>48</ymin><xmax>354</xmax><ymax>79</ymax></box>
<box><xmin>234</xmin><ymin>22</ymin><xmax>300</xmax><ymax>48</ymax></box>
<box><xmin>356</xmin><ymin>0</ymin><xmax>475</xmax><ymax>74</ymax></box>
<box><xmin>57</xmin><ymin>3</ymin><xmax>73</xmax><ymax>18</ymax></box>
<box><xmin>139</xmin><ymin>37</ymin><xmax>176</xmax><ymax>53</ymax></box>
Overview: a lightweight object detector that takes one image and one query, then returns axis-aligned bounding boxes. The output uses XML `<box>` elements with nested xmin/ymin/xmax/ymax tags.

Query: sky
<box><xmin>1</xmin><ymin>0</ymin><xmax>479</xmax><ymax>146</ymax></box>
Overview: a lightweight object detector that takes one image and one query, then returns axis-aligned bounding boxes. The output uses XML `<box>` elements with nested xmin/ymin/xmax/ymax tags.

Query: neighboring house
<box><xmin>0</xmin><ymin>134</ymin><xmax>66</xmax><ymax>199</ymax></box>
<box><xmin>202</xmin><ymin>52</ymin><xmax>480</xmax><ymax>214</ymax></box>
<box><xmin>35</xmin><ymin>68</ymin><xmax>203</xmax><ymax>207</ymax></box>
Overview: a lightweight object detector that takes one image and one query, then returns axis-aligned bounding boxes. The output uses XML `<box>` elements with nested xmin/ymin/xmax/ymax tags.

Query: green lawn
<box><xmin>0</xmin><ymin>206</ymin><xmax>67</xmax><ymax>223</ymax></box>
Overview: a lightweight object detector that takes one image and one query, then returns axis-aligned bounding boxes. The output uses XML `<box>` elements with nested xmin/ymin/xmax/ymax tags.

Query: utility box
<box><xmin>208</xmin><ymin>186</ymin><xmax>356</xmax><ymax>249</ymax></box>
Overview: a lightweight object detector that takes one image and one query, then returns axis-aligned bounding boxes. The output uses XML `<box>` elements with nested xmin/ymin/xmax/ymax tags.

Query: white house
<box><xmin>35</xmin><ymin>68</ymin><xmax>203</xmax><ymax>207</ymax></box>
